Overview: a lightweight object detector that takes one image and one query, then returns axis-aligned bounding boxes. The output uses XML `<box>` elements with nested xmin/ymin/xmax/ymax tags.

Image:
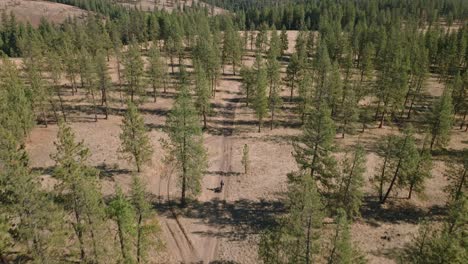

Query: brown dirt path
<box><xmin>159</xmin><ymin>68</ymin><xmax>242</xmax><ymax>263</ymax></box>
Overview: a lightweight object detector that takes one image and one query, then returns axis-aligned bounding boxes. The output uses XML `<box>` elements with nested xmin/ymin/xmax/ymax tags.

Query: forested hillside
<box><xmin>0</xmin><ymin>0</ymin><xmax>466</xmax><ymax>263</ymax></box>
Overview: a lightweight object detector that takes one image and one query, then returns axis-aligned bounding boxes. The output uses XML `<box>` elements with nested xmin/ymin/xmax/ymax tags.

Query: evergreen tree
<box><xmin>194</xmin><ymin>62</ymin><xmax>211</xmax><ymax>129</ymax></box>
<box><xmin>95</xmin><ymin>50</ymin><xmax>111</xmax><ymax>119</ymax></box>
<box><xmin>444</xmin><ymin>156</ymin><xmax>467</xmax><ymax>202</ymax></box>
<box><xmin>266</xmin><ymin>50</ymin><xmax>282</xmax><ymax>129</ymax></box>
<box><xmin>0</xmin><ymin>132</ymin><xmax>67</xmax><ymax>263</ymax></box>
<box><xmin>379</xmin><ymin>126</ymin><xmax>420</xmax><ymax>204</ymax></box>
<box><xmin>429</xmin><ymin>87</ymin><xmax>454</xmax><ymax>150</ymax></box>
<box><xmin>280</xmin><ymin>26</ymin><xmax>288</xmax><ymax>56</ymax></box>
<box><xmin>0</xmin><ymin>58</ymin><xmax>34</xmax><ymax>141</ymax></box>
<box><xmin>407</xmin><ymin>136</ymin><xmax>433</xmax><ymax>199</ymax></box>
<box><xmin>119</xmin><ymin>101</ymin><xmax>153</xmax><ymax>172</ymax></box>
<box><xmin>80</xmin><ymin>48</ymin><xmax>99</xmax><ymax>122</ymax></box>
<box><xmin>162</xmin><ymin>85</ymin><xmax>208</xmax><ymax>206</ymax></box>
<box><xmin>147</xmin><ymin>44</ymin><xmax>166</xmax><ymax>102</ymax></box>
<box><xmin>240</xmin><ymin>66</ymin><xmax>255</xmax><ymax>106</ymax></box>
<box><xmin>293</xmin><ymin>105</ymin><xmax>337</xmax><ymax>190</ymax></box>
<box><xmin>340</xmin><ymin>88</ymin><xmax>358</xmax><ymax>138</ymax></box>
<box><xmin>130</xmin><ymin>176</ymin><xmax>162</xmax><ymax>263</ymax></box>
<box><xmin>51</xmin><ymin>122</ymin><xmax>109</xmax><ymax>263</ymax></box>
<box><xmin>259</xmin><ymin>175</ymin><xmax>323</xmax><ymax>263</ymax></box>
<box><xmin>108</xmin><ymin>187</ymin><xmax>136</xmax><ymax>263</ymax></box>
<box><xmin>285</xmin><ymin>53</ymin><xmax>302</xmax><ymax>101</ymax></box>
<box><xmin>46</xmin><ymin>51</ymin><xmax>67</xmax><ymax>122</ymax></box>
<box><xmin>328</xmin><ymin>209</ymin><xmax>366</xmax><ymax>264</ymax></box>
<box><xmin>123</xmin><ymin>43</ymin><xmax>146</xmax><ymax>103</ymax></box>
<box><xmin>335</xmin><ymin>145</ymin><xmax>366</xmax><ymax>219</ymax></box>
<box><xmin>253</xmin><ymin>66</ymin><xmax>268</xmax><ymax>132</ymax></box>
<box><xmin>241</xmin><ymin>144</ymin><xmax>250</xmax><ymax>174</ymax></box>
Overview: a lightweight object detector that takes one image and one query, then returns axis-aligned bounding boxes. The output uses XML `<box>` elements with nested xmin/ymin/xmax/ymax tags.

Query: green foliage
<box><xmin>147</xmin><ymin>44</ymin><xmax>166</xmax><ymax>102</ymax></box>
<box><xmin>130</xmin><ymin>176</ymin><xmax>163</xmax><ymax>263</ymax></box>
<box><xmin>108</xmin><ymin>187</ymin><xmax>136</xmax><ymax>264</ymax></box>
<box><xmin>194</xmin><ymin>61</ymin><xmax>212</xmax><ymax>129</ymax></box>
<box><xmin>335</xmin><ymin>145</ymin><xmax>366</xmax><ymax>219</ymax></box>
<box><xmin>119</xmin><ymin>101</ymin><xmax>153</xmax><ymax>172</ymax></box>
<box><xmin>429</xmin><ymin>87</ymin><xmax>454</xmax><ymax>150</ymax></box>
<box><xmin>253</xmin><ymin>65</ymin><xmax>269</xmax><ymax>132</ymax></box>
<box><xmin>123</xmin><ymin>43</ymin><xmax>146</xmax><ymax>103</ymax></box>
<box><xmin>259</xmin><ymin>174</ymin><xmax>324</xmax><ymax>263</ymax></box>
<box><xmin>241</xmin><ymin>144</ymin><xmax>250</xmax><ymax>174</ymax></box>
<box><xmin>328</xmin><ymin>209</ymin><xmax>366</xmax><ymax>264</ymax></box>
<box><xmin>163</xmin><ymin>86</ymin><xmax>208</xmax><ymax>206</ymax></box>
<box><xmin>51</xmin><ymin>121</ymin><xmax>110</xmax><ymax>263</ymax></box>
<box><xmin>0</xmin><ymin>58</ymin><xmax>34</xmax><ymax>141</ymax></box>
<box><xmin>293</xmin><ymin>105</ymin><xmax>337</xmax><ymax>191</ymax></box>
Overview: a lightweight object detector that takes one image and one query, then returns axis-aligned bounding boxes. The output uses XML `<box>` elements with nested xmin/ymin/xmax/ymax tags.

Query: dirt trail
<box><xmin>160</xmin><ymin>72</ymin><xmax>242</xmax><ymax>263</ymax></box>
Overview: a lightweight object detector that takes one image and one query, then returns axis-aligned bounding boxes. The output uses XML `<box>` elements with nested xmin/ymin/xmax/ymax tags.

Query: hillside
<box><xmin>0</xmin><ymin>0</ymin><xmax>88</xmax><ymax>26</ymax></box>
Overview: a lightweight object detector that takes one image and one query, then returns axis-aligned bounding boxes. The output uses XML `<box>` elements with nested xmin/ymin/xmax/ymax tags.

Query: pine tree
<box><xmin>340</xmin><ymin>88</ymin><xmax>358</xmax><ymax>138</ymax></box>
<box><xmin>95</xmin><ymin>50</ymin><xmax>111</xmax><ymax>119</ymax></box>
<box><xmin>241</xmin><ymin>144</ymin><xmax>250</xmax><ymax>174</ymax></box>
<box><xmin>335</xmin><ymin>145</ymin><xmax>366</xmax><ymax>219</ymax></box>
<box><xmin>407</xmin><ymin>135</ymin><xmax>433</xmax><ymax>199</ymax></box>
<box><xmin>266</xmin><ymin>50</ymin><xmax>282</xmax><ymax>129</ymax></box>
<box><xmin>194</xmin><ymin>62</ymin><xmax>211</xmax><ymax>129</ymax></box>
<box><xmin>293</xmin><ymin>105</ymin><xmax>337</xmax><ymax>190</ymax></box>
<box><xmin>253</xmin><ymin>65</ymin><xmax>268</xmax><ymax>132</ymax></box>
<box><xmin>429</xmin><ymin>87</ymin><xmax>454</xmax><ymax>150</ymax></box>
<box><xmin>285</xmin><ymin>53</ymin><xmax>302</xmax><ymax>101</ymax></box>
<box><xmin>379</xmin><ymin>126</ymin><xmax>420</xmax><ymax>204</ymax></box>
<box><xmin>444</xmin><ymin>156</ymin><xmax>467</xmax><ymax>202</ymax></box>
<box><xmin>402</xmin><ymin>195</ymin><xmax>467</xmax><ymax>264</ymax></box>
<box><xmin>119</xmin><ymin>101</ymin><xmax>153</xmax><ymax>172</ymax></box>
<box><xmin>259</xmin><ymin>175</ymin><xmax>324</xmax><ymax>263</ymax></box>
<box><xmin>80</xmin><ymin>48</ymin><xmax>99</xmax><ymax>122</ymax></box>
<box><xmin>0</xmin><ymin>132</ymin><xmax>68</xmax><ymax>263</ymax></box>
<box><xmin>130</xmin><ymin>176</ymin><xmax>162</xmax><ymax>263</ymax></box>
<box><xmin>162</xmin><ymin>85</ymin><xmax>208</xmax><ymax>206</ymax></box>
<box><xmin>46</xmin><ymin>51</ymin><xmax>67</xmax><ymax>122</ymax></box>
<box><xmin>108</xmin><ymin>187</ymin><xmax>136</xmax><ymax>263</ymax></box>
<box><xmin>328</xmin><ymin>209</ymin><xmax>366</xmax><ymax>264</ymax></box>
<box><xmin>123</xmin><ymin>43</ymin><xmax>146</xmax><ymax>103</ymax></box>
<box><xmin>280</xmin><ymin>26</ymin><xmax>288</xmax><ymax>56</ymax></box>
<box><xmin>22</xmin><ymin>41</ymin><xmax>50</xmax><ymax>127</ymax></box>
<box><xmin>51</xmin><ymin>122</ymin><xmax>108</xmax><ymax>262</ymax></box>
<box><xmin>147</xmin><ymin>44</ymin><xmax>166</xmax><ymax>102</ymax></box>
<box><xmin>0</xmin><ymin>58</ymin><xmax>34</xmax><ymax>141</ymax></box>
<box><xmin>240</xmin><ymin>66</ymin><xmax>255</xmax><ymax>106</ymax></box>
<box><xmin>223</xmin><ymin>23</ymin><xmax>242</xmax><ymax>75</ymax></box>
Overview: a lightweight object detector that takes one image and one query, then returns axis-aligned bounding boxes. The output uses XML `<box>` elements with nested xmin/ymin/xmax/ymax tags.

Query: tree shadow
<box><xmin>95</xmin><ymin>163</ymin><xmax>132</xmax><ymax>179</ymax></box>
<box><xmin>360</xmin><ymin>196</ymin><xmax>447</xmax><ymax>226</ymax></box>
<box><xmin>154</xmin><ymin>198</ymin><xmax>285</xmax><ymax>241</ymax></box>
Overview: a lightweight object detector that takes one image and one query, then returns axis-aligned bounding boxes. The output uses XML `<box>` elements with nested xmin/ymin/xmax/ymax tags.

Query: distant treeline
<box><xmin>203</xmin><ymin>0</ymin><xmax>468</xmax><ymax>30</ymax></box>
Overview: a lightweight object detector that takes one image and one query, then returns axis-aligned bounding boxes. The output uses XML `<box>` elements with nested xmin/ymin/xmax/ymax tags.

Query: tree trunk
<box><xmin>91</xmin><ymin>89</ymin><xmax>98</xmax><ymax>122</ymax></box>
<box><xmin>455</xmin><ymin>168</ymin><xmax>466</xmax><ymax>201</ymax></box>
<box><xmin>117</xmin><ymin>220</ymin><xmax>126</xmax><ymax>261</ymax></box>
<box><xmin>136</xmin><ymin>213</ymin><xmax>143</xmax><ymax>263</ymax></box>
<box><xmin>56</xmin><ymin>86</ymin><xmax>67</xmax><ymax>122</ymax></box>
<box><xmin>270</xmin><ymin>108</ymin><xmax>274</xmax><ymax>130</ymax></box>
<box><xmin>379</xmin><ymin>108</ymin><xmax>386</xmax><ymax>128</ymax></box>
<box><xmin>203</xmin><ymin>110</ymin><xmax>207</xmax><ymax>129</ymax></box>
<box><xmin>381</xmin><ymin>136</ymin><xmax>408</xmax><ymax>203</ymax></box>
<box><xmin>305</xmin><ymin>215</ymin><xmax>312</xmax><ymax>264</ymax></box>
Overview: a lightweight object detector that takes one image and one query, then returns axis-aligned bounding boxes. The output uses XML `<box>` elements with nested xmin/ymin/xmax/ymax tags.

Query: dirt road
<box><xmin>159</xmin><ymin>71</ymin><xmax>242</xmax><ymax>263</ymax></box>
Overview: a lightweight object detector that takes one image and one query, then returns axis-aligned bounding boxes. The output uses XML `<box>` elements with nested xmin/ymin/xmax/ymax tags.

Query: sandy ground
<box><xmin>0</xmin><ymin>0</ymin><xmax>88</xmax><ymax>26</ymax></box>
<box><xmin>23</xmin><ymin>31</ymin><xmax>468</xmax><ymax>263</ymax></box>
